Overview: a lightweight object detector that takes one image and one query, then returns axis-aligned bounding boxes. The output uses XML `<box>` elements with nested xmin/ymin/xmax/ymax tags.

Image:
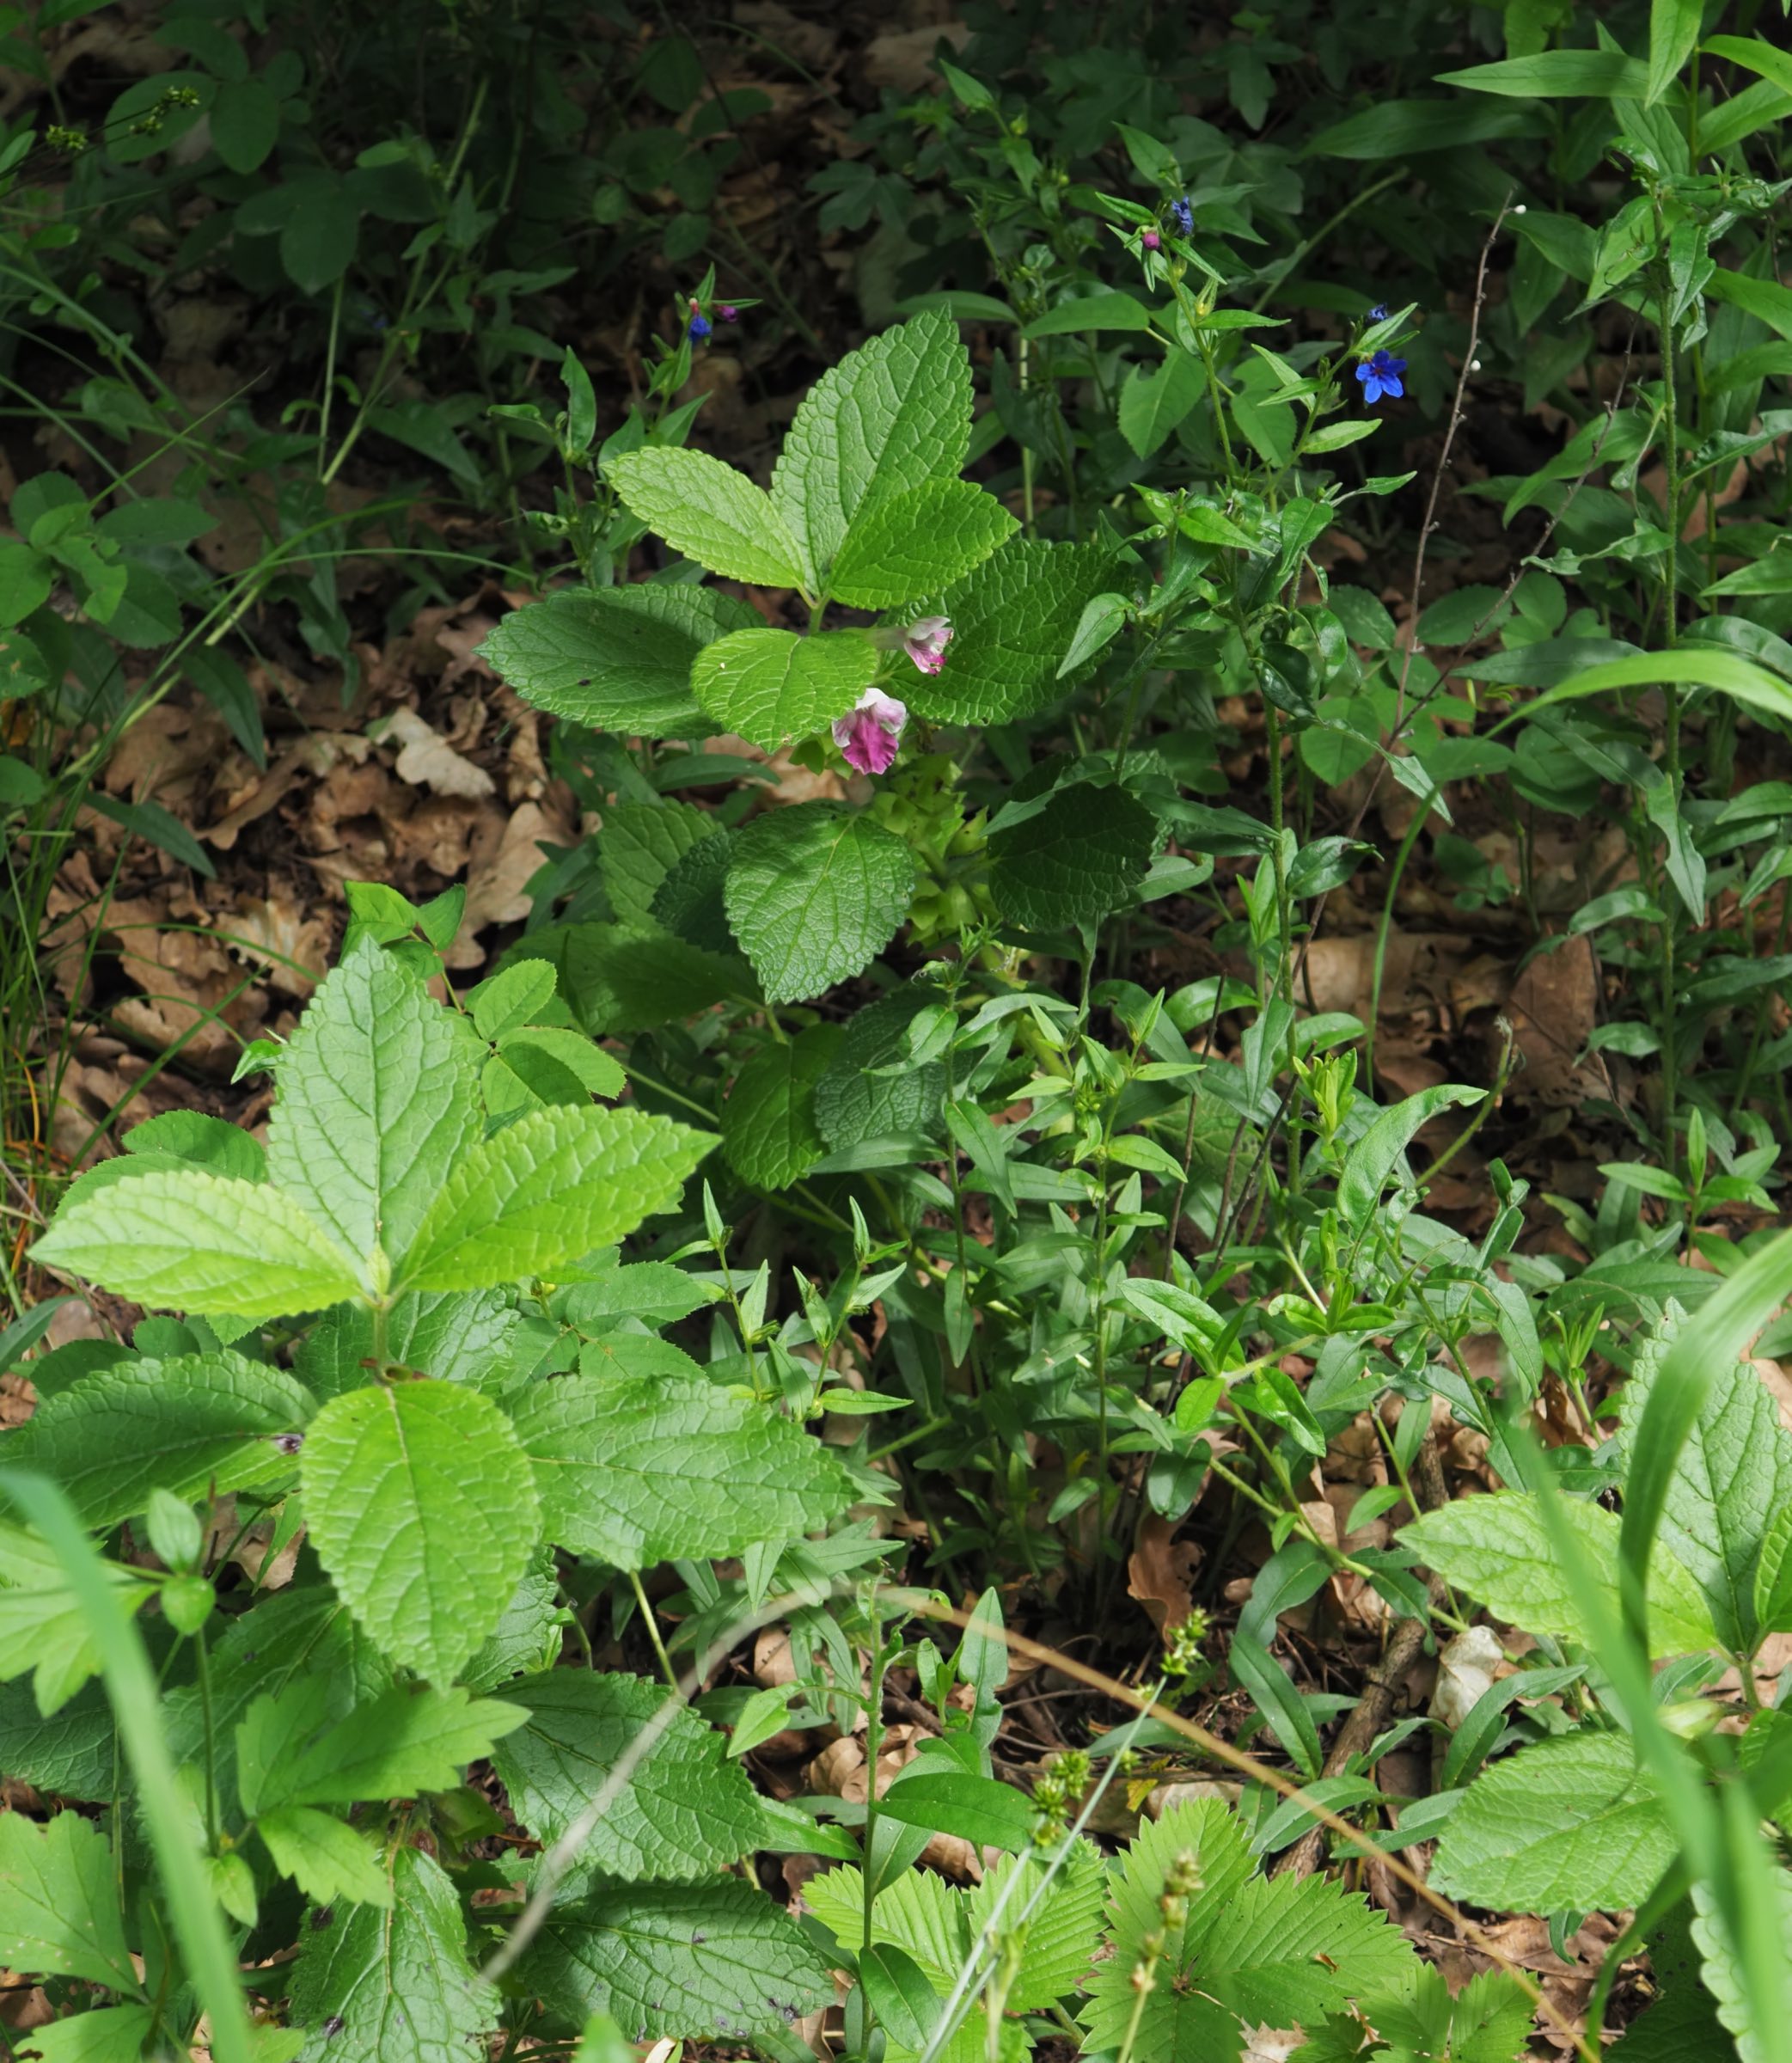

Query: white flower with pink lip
<box><xmin>832</xmin><ymin>688</ymin><xmax>908</xmax><ymax>775</ymax></box>
<box><xmin>902</xmin><ymin>615</ymin><xmax>952</xmax><ymax>676</ymax></box>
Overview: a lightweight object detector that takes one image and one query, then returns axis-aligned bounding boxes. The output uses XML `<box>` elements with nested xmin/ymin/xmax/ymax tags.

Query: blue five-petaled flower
<box><xmin>1170</xmin><ymin>195</ymin><xmax>1194</xmax><ymax>236</ymax></box>
<box><xmin>1367</xmin><ymin>301</ymin><xmax>1388</xmax><ymax>322</ymax></box>
<box><xmin>1355</xmin><ymin>348</ymin><xmax>1406</xmax><ymax>404</ymax></box>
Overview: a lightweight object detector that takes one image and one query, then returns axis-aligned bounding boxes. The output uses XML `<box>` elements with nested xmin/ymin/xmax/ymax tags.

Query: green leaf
<box><xmin>0</xmin><ymin>1680</ymin><xmax>115</xmax><ymax>1800</ymax></box>
<box><xmin>510</xmin><ymin>922</ymin><xmax>755</xmax><ymax>1036</ymax></box>
<box><xmin>522</xmin><ymin>1880</ymin><xmax>833</xmax><ymax>2044</ymax></box>
<box><xmin>1118</xmin><ymin>347</ymin><xmax>1205</xmax><ymax>457</ymax></box>
<box><xmin>721</xmin><ymin>1026</ymin><xmax>841</xmax><ymax>1189</ymax></box>
<box><xmin>258</xmin><ymin>1806</ymin><xmax>394</xmax><ymax>1910</ymax></box>
<box><xmin>724</xmin><ymin>803</ymin><xmax>914</xmax><ymax>1004</ymax></box>
<box><xmin>30</xmin><ymin>1172</ymin><xmax>364</xmax><ymax>1319</ymax></box>
<box><xmin>1081</xmin><ymin>1799</ymin><xmax>1417</xmax><ymax>2062</ymax></box>
<box><xmin>1510</xmin><ymin>649</ymin><xmax>1792</xmax><ymax>730</ymax></box>
<box><xmin>0</xmin><ymin>542</ymin><xmax>52</xmax><ymax>628</ymax></box>
<box><xmin>1336</xmin><ymin>1085</ymin><xmax>1486</xmax><ymax>1234</ymax></box>
<box><xmin>469</xmin><ymin>959</ymin><xmax>559</xmax><ymax>1042</ymax></box>
<box><xmin>480</xmin><ymin>585</ymin><xmax>759</xmax><ymax>738</ymax></box>
<box><xmin>1703</xmin><ymin>34</ymin><xmax>1792</xmax><ymax>102</ymax></box>
<box><xmin>211</xmin><ymin>75</ymin><xmax>282</xmax><ymax>172</ymax></box>
<box><xmin>1615</xmin><ymin>1304</ymin><xmax>1792</xmax><ymax>1654</ymax></box>
<box><xmin>606</xmin><ymin>449</ymin><xmax>806</xmax><ymax>590</ymax></box>
<box><xmin>490</xmin><ymin>1670</ymin><xmax>765</xmax><ymax>1884</ymax></box>
<box><xmin>8</xmin><ymin>1352</ymin><xmax>313</xmax><ymax>1527</ymax></box>
<box><xmin>6</xmin><ymin>2005</ymin><xmax>160</xmax><ymax>2062</ymax></box>
<box><xmin>1367</xmin><ymin>1967</ymin><xmax>1537</xmax><ymax>2063</ymax></box>
<box><xmin>877</xmin><ymin>1771</ymin><xmax>1037</xmax><ymax>1852</ymax></box>
<box><xmin>279</xmin><ymin>174</ymin><xmax>359</xmax><ymax>292</ymax></box>
<box><xmin>0</xmin><ymin>1809</ymin><xmax>139</xmax><ymax>1993</ymax></box>
<box><xmin>905</xmin><ymin>540</ymin><xmax>1116</xmax><ymax>725</ymax></box>
<box><xmin>266</xmin><ymin>936</ymin><xmax>483</xmax><ymax>1275</ymax></box>
<box><xmin>860</xmin><ymin>1944</ymin><xmax>945</xmax><ymax>2053</ymax></box>
<box><xmin>242</xmin><ymin>1680</ymin><xmax>528</xmax><ymax>1813</ymax></box>
<box><xmin>124</xmin><ymin>1108</ymin><xmax>266</xmax><ymax>1181</ymax></box>
<box><xmin>464</xmin><ymin>1542</ymin><xmax>566</xmax><ymax>1690</ymax></box>
<box><xmin>288</xmin><ymin>1845</ymin><xmax>496</xmax><ymax>2063</ymax></box>
<box><xmin>1434</xmin><ymin>51</ymin><xmax>1651</xmax><ymax>96</ymax></box>
<box><xmin>301</xmin><ymin>1380</ymin><xmax>541</xmax><ymax>1685</ymax></box>
<box><xmin>1400</xmin><ymin>1492</ymin><xmax>1716</xmax><ymax>1657</ymax></box>
<box><xmin>1647</xmin><ymin>0</ymin><xmax>1702</xmax><ymax>105</ymax></box>
<box><xmin>1434</xmin><ymin>1729</ymin><xmax>1675</xmax><ymax>1913</ymax></box>
<box><xmin>813</xmin><ymin>989</ymin><xmax>947</xmax><ymax>1150</ymax></box>
<box><xmin>511</xmin><ymin>1372</ymin><xmax>855</xmax><ymax>1570</ymax></box>
<box><xmin>988</xmin><ymin>780</ymin><xmax>1157</xmax><ymax>931</ymax></box>
<box><xmin>803</xmin><ymin>1864</ymin><xmax>968</xmax><ymax>1986</ymax></box>
<box><xmin>969</xmin><ymin>1841</ymin><xmax>1108</xmax><ymax>2009</ymax></box>
<box><xmin>597</xmin><ymin>799</ymin><xmax>722</xmax><ymax>928</ymax></box>
<box><xmin>826</xmin><ymin>481</ymin><xmax>1017</xmax><ymax>609</ymax></box>
<box><xmin>1024</xmin><ymin>291</ymin><xmax>1153</xmax><ymax>337</ymax></box>
<box><xmin>1058</xmin><ymin>592</ymin><xmax>1129</xmax><ymax>676</ymax></box>
<box><xmin>0</xmin><ymin>1523</ymin><xmax>150</xmax><ymax>1716</ymax></box>
<box><xmin>396</xmin><ymin>1105</ymin><xmax>715</xmax><ymax>1294</ymax></box>
<box><xmin>690</xmin><ymin>627</ymin><xmax>878</xmax><ymax>753</ymax></box>
<box><xmin>295</xmin><ymin>1289</ymin><xmax>535</xmax><ymax>1402</ymax></box>
<box><xmin>771</xmin><ymin>309</ymin><xmax>972</xmax><ymax>594</ymax></box>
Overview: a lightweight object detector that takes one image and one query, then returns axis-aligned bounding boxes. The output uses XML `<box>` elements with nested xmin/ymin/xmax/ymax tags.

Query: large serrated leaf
<box><xmin>690</xmin><ymin>627</ymin><xmax>878</xmax><ymax>752</ymax></box>
<box><xmin>301</xmin><ymin>1380</ymin><xmax>541</xmax><ymax>1685</ymax></box>
<box><xmin>29</xmin><ymin>1170</ymin><xmax>364</xmax><ymax>1319</ymax></box>
<box><xmin>509</xmin><ymin>921</ymin><xmax>756</xmax><ymax>1036</ymax></box>
<box><xmin>511</xmin><ymin>1373</ymin><xmax>855</xmax><ymax>1569</ymax></box>
<box><xmin>1616</xmin><ymin>1302</ymin><xmax>1792</xmax><ymax>1653</ymax></box>
<box><xmin>522</xmin><ymin>1880</ymin><xmax>833</xmax><ymax>2044</ymax></box>
<box><xmin>904</xmin><ymin>539</ymin><xmax>1116</xmax><ymax>725</ymax></box>
<box><xmin>7</xmin><ymin>1351</ymin><xmax>314</xmax><ymax>1527</ymax></box>
<box><xmin>596</xmin><ymin>799</ymin><xmax>722</xmax><ymax>928</ymax></box>
<box><xmin>0</xmin><ymin>1810</ymin><xmax>139</xmax><ymax>1993</ymax></box>
<box><xmin>814</xmin><ymin>989</ymin><xmax>947</xmax><ymax>1150</ymax></box>
<box><xmin>241</xmin><ymin>1680</ymin><xmax>527</xmax><ymax>1813</ymax></box>
<box><xmin>606</xmin><ymin>449</ymin><xmax>806</xmax><ymax>589</ymax></box>
<box><xmin>465</xmin><ymin>1543</ymin><xmax>566</xmax><ymax>1690</ymax></box>
<box><xmin>480</xmin><ymin>585</ymin><xmax>758</xmax><ymax>736</ymax></box>
<box><xmin>772</xmin><ymin>309</ymin><xmax>973</xmax><ymax>592</ymax></box>
<box><xmin>827</xmin><ymin>480</ymin><xmax>1017</xmax><ymax>609</ymax></box>
<box><xmin>289</xmin><ymin>1845</ymin><xmax>496</xmax><ymax>2063</ymax></box>
<box><xmin>295</xmin><ymin>1289</ymin><xmax>535</xmax><ymax>1402</ymax></box>
<box><xmin>265</xmin><ymin>935</ymin><xmax>483</xmax><ymax>1271</ymax></box>
<box><xmin>490</xmin><ymin>1670</ymin><xmax>765</xmax><ymax>1884</ymax></box>
<box><xmin>1431</xmin><ymin>1729</ymin><xmax>1675</xmax><ymax>1913</ymax></box>
<box><xmin>724</xmin><ymin>803</ymin><xmax>914</xmax><ymax>1004</ymax></box>
<box><xmin>1400</xmin><ymin>1491</ymin><xmax>1717</xmax><ymax>1657</ymax></box>
<box><xmin>720</xmin><ymin>1026</ymin><xmax>841</xmax><ymax>1189</ymax></box>
<box><xmin>988</xmin><ymin>779</ymin><xmax>1158</xmax><ymax>932</ymax></box>
<box><xmin>395</xmin><ymin>1105</ymin><xmax>715</xmax><ymax>1294</ymax></box>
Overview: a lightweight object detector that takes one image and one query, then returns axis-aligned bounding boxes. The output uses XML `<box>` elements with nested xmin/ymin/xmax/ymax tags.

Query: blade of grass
<box><xmin>0</xmin><ymin>1468</ymin><xmax>254</xmax><ymax>2063</ymax></box>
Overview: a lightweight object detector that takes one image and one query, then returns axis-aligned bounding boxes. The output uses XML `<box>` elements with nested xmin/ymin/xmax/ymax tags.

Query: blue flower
<box><xmin>688</xmin><ymin>311</ymin><xmax>712</xmax><ymax>340</ymax></box>
<box><xmin>1367</xmin><ymin>302</ymin><xmax>1388</xmax><ymax>322</ymax></box>
<box><xmin>1355</xmin><ymin>348</ymin><xmax>1406</xmax><ymax>404</ymax></box>
<box><xmin>1170</xmin><ymin>196</ymin><xmax>1194</xmax><ymax>236</ymax></box>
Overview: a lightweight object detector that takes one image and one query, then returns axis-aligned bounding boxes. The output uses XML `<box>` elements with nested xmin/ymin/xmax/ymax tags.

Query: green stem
<box><xmin>194</xmin><ymin>1622</ymin><xmax>218</xmax><ymax>1848</ymax></box>
<box><xmin>627</xmin><ymin>1569</ymin><xmax>678</xmax><ymax>1690</ymax></box>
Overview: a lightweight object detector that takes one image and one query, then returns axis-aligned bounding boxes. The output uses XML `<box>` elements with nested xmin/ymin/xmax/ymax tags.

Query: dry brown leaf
<box><xmin>380</xmin><ymin>706</ymin><xmax>496</xmax><ymax>800</ymax></box>
<box><xmin>1126</xmin><ymin>1514</ymin><xmax>1202</xmax><ymax>1635</ymax></box>
<box><xmin>1503</xmin><ymin>936</ymin><xmax>1611</xmax><ymax>1106</ymax></box>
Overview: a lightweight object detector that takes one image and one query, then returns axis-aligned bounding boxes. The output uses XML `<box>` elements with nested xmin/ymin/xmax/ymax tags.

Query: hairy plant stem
<box><xmin>627</xmin><ymin>1568</ymin><xmax>678</xmax><ymax>1690</ymax></box>
<box><xmin>1652</xmin><ymin>228</ymin><xmax>1685</xmax><ymax>1185</ymax></box>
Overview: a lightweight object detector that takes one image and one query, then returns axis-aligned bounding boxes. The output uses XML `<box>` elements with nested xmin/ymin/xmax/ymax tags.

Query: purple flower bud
<box><xmin>832</xmin><ymin>687</ymin><xmax>908</xmax><ymax>775</ymax></box>
<box><xmin>719</xmin><ymin>303</ymin><xmax>738</xmax><ymax>322</ymax></box>
<box><xmin>1141</xmin><ymin>230</ymin><xmax>1160</xmax><ymax>250</ymax></box>
<box><xmin>902</xmin><ymin>615</ymin><xmax>952</xmax><ymax>676</ymax></box>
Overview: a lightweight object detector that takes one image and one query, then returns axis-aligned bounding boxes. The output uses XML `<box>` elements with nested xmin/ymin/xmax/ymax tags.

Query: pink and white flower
<box><xmin>832</xmin><ymin>688</ymin><xmax>908</xmax><ymax>775</ymax></box>
<box><xmin>902</xmin><ymin>615</ymin><xmax>952</xmax><ymax>676</ymax></box>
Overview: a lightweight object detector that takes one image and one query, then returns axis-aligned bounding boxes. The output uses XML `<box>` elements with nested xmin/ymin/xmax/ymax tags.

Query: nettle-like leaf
<box><xmin>720</xmin><ymin>1026</ymin><xmax>841</xmax><ymax>1190</ymax></box>
<box><xmin>597</xmin><ymin>799</ymin><xmax>723</xmax><ymax>928</ymax></box>
<box><xmin>510</xmin><ymin>1372</ymin><xmax>857</xmax><ymax>1569</ymax></box>
<box><xmin>814</xmin><ymin>989</ymin><xmax>948</xmax><ymax>1151</ymax></box>
<box><xmin>988</xmin><ymin>777</ymin><xmax>1160</xmax><ymax>932</ymax></box>
<box><xmin>1400</xmin><ymin>1491</ymin><xmax>1716</xmax><ymax>1656</ymax></box>
<box><xmin>480</xmin><ymin>583</ymin><xmax>759</xmax><ymax>736</ymax></box>
<box><xmin>490</xmin><ymin>1669</ymin><xmax>765</xmax><ymax>1884</ymax></box>
<box><xmin>0</xmin><ymin>1809</ymin><xmax>140</xmax><ymax>1994</ymax></box>
<box><xmin>395</xmin><ymin>1105</ymin><xmax>715</xmax><ymax>1295</ymax></box>
<box><xmin>7</xmin><ymin>1351</ymin><xmax>313</xmax><ymax>1527</ymax></box>
<box><xmin>1690</xmin><ymin>1863</ymin><xmax>1792</xmax><ymax>2063</ymax></box>
<box><xmin>1355</xmin><ymin>1967</ymin><xmax>1536</xmax><ymax>2063</ymax></box>
<box><xmin>689</xmin><ymin>626</ymin><xmax>878</xmax><ymax>753</ymax></box>
<box><xmin>301</xmin><ymin>1379</ymin><xmax>541</xmax><ymax>1685</ymax></box>
<box><xmin>804</xmin><ymin>1864</ymin><xmax>969</xmax><ymax>1991</ymax></box>
<box><xmin>465</xmin><ymin>1542</ymin><xmax>566</xmax><ymax>1690</ymax></box>
<box><xmin>11</xmin><ymin>2002</ymin><xmax>159</xmax><ymax>2061</ymax></box>
<box><xmin>266</xmin><ymin>934</ymin><xmax>484</xmax><ymax>1272</ymax></box>
<box><xmin>521</xmin><ymin>1879</ymin><xmax>834</xmax><ymax>2045</ymax></box>
<box><xmin>904</xmin><ymin>538</ymin><xmax>1116</xmax><ymax>725</ymax></box>
<box><xmin>724</xmin><ymin>802</ymin><xmax>914</xmax><ymax>1004</ymax></box>
<box><xmin>296</xmin><ymin>1289</ymin><xmax>541</xmax><ymax>1402</ymax></box>
<box><xmin>1430</xmin><ymin>1729</ymin><xmax>1674</xmax><ymax>1913</ymax></box>
<box><xmin>289</xmin><ymin>1845</ymin><xmax>496</xmax><ymax>2063</ymax></box>
<box><xmin>772</xmin><ymin>306</ymin><xmax>974</xmax><ymax>593</ymax></box>
<box><xmin>606</xmin><ymin>447</ymin><xmax>807</xmax><ymax>590</ymax></box>
<box><xmin>1080</xmin><ymin>1801</ymin><xmax>1418</xmax><ymax>2063</ymax></box>
<box><xmin>826</xmin><ymin>479</ymin><xmax>1018</xmax><ymax>609</ymax></box>
<box><xmin>259</xmin><ymin>1805</ymin><xmax>394</xmax><ymax>1912</ymax></box>
<box><xmin>29</xmin><ymin>1170</ymin><xmax>364</xmax><ymax>1319</ymax></box>
<box><xmin>1615</xmin><ymin>1301</ymin><xmax>1792</xmax><ymax>1654</ymax></box>
<box><xmin>511</xmin><ymin>921</ymin><xmax>757</xmax><ymax>1037</ymax></box>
